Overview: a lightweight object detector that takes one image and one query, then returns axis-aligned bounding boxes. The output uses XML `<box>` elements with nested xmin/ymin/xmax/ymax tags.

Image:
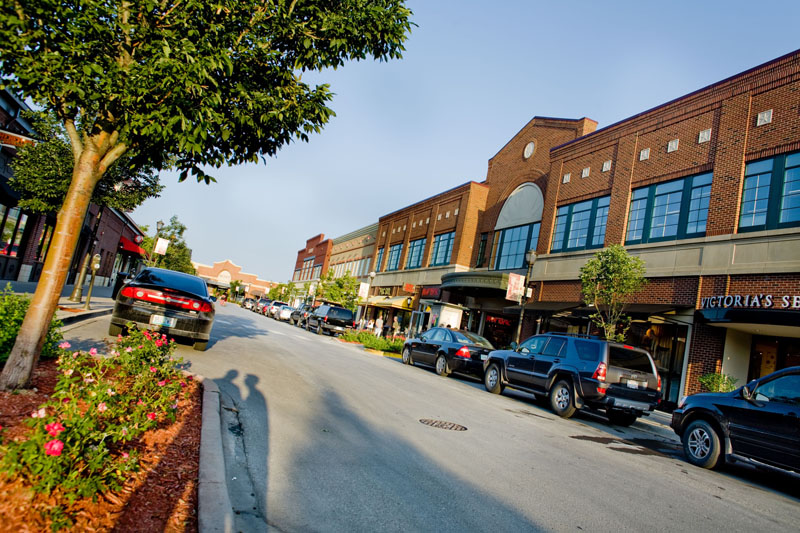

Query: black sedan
<box><xmin>109</xmin><ymin>267</ymin><xmax>215</xmax><ymax>351</ymax></box>
<box><xmin>671</xmin><ymin>366</ymin><xmax>800</xmax><ymax>474</ymax></box>
<box><xmin>402</xmin><ymin>327</ymin><xmax>494</xmax><ymax>378</ymax></box>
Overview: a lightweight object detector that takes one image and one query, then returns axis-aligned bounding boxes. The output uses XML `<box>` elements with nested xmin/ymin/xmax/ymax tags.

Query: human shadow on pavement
<box><xmin>272</xmin><ymin>387</ymin><xmax>542</xmax><ymax>532</ymax></box>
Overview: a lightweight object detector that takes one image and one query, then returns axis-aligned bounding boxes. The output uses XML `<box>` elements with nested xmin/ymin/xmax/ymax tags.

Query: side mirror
<box><xmin>510</xmin><ymin>341</ymin><xmax>518</xmax><ymax>351</ymax></box>
<box><xmin>742</xmin><ymin>380</ymin><xmax>758</xmax><ymax>400</ymax></box>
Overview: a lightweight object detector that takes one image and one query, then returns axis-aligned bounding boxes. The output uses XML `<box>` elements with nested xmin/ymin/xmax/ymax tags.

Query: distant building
<box><xmin>193</xmin><ymin>259</ymin><xmax>276</xmax><ymax>298</ymax></box>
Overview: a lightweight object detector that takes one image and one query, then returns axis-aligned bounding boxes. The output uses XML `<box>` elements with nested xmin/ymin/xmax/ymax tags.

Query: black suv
<box><xmin>290</xmin><ymin>304</ymin><xmax>314</xmax><ymax>327</ymax></box>
<box><xmin>671</xmin><ymin>366</ymin><xmax>800</xmax><ymax>473</ymax></box>
<box><xmin>306</xmin><ymin>304</ymin><xmax>354</xmax><ymax>336</ymax></box>
<box><xmin>483</xmin><ymin>333</ymin><xmax>661</xmax><ymax>426</ymax></box>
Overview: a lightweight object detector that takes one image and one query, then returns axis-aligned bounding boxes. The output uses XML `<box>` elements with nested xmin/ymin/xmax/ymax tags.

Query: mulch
<box><xmin>0</xmin><ymin>358</ymin><xmax>201</xmax><ymax>532</ymax></box>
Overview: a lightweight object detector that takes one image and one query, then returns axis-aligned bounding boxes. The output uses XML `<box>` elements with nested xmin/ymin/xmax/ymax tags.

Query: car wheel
<box><xmin>316</xmin><ymin>324</ymin><xmax>323</xmax><ymax>335</ymax></box>
<box><xmin>683</xmin><ymin>419</ymin><xmax>722</xmax><ymax>469</ymax></box>
<box><xmin>435</xmin><ymin>354</ymin><xmax>450</xmax><ymax>377</ymax></box>
<box><xmin>606</xmin><ymin>409</ymin><xmax>638</xmax><ymax>427</ymax></box>
<box><xmin>549</xmin><ymin>379</ymin><xmax>577</xmax><ymax>418</ymax></box>
<box><xmin>305</xmin><ymin>321</ymin><xmax>310</xmax><ymax>331</ymax></box>
<box><xmin>484</xmin><ymin>363</ymin><xmax>503</xmax><ymax>394</ymax></box>
<box><xmin>402</xmin><ymin>347</ymin><xmax>414</xmax><ymax>365</ymax></box>
<box><xmin>108</xmin><ymin>323</ymin><xmax>123</xmax><ymax>337</ymax></box>
<box><xmin>193</xmin><ymin>340</ymin><xmax>208</xmax><ymax>351</ymax></box>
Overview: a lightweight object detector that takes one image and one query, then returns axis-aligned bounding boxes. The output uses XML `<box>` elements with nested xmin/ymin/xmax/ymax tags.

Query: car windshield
<box><xmin>609</xmin><ymin>346</ymin><xmax>655</xmax><ymax>373</ymax></box>
<box><xmin>134</xmin><ymin>269</ymin><xmax>208</xmax><ymax>297</ymax></box>
<box><xmin>451</xmin><ymin>330</ymin><xmax>494</xmax><ymax>348</ymax></box>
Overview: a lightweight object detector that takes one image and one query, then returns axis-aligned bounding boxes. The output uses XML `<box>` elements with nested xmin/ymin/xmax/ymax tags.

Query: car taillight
<box><xmin>324</xmin><ymin>316</ymin><xmax>328</xmax><ymax>323</ymax></box>
<box><xmin>352</xmin><ymin>321</ymin><xmax>356</xmax><ymax>328</ymax></box>
<box><xmin>622</xmin><ymin>345</ymin><xmax>635</xmax><ymax>350</ymax></box>
<box><xmin>592</xmin><ymin>362</ymin><xmax>607</xmax><ymax>382</ymax></box>
<box><xmin>597</xmin><ymin>387</ymin><xmax>606</xmax><ymax>395</ymax></box>
<box><xmin>455</xmin><ymin>346</ymin><xmax>471</xmax><ymax>359</ymax></box>
<box><xmin>657</xmin><ymin>374</ymin><xmax>662</xmax><ymax>392</ymax></box>
<box><xmin>120</xmin><ymin>286</ymin><xmax>212</xmax><ymax>313</ymax></box>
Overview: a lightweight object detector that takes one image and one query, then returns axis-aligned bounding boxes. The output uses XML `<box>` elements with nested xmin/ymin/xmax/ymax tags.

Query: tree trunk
<box><xmin>0</xmin><ymin>149</ymin><xmax>102</xmax><ymax>390</ymax></box>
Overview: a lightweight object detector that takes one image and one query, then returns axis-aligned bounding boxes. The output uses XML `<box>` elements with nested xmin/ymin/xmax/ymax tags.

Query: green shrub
<box><xmin>0</xmin><ymin>283</ymin><xmax>63</xmax><ymax>365</ymax></box>
<box><xmin>698</xmin><ymin>372</ymin><xmax>739</xmax><ymax>393</ymax></box>
<box><xmin>340</xmin><ymin>331</ymin><xmax>404</xmax><ymax>354</ymax></box>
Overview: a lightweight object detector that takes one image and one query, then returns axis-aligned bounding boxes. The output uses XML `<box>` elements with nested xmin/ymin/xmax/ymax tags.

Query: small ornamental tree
<box><xmin>317</xmin><ymin>269</ymin><xmax>360</xmax><ymax>311</ymax></box>
<box><xmin>579</xmin><ymin>245</ymin><xmax>647</xmax><ymax>342</ymax></box>
<box><xmin>141</xmin><ymin>216</ymin><xmax>196</xmax><ymax>275</ymax></box>
<box><xmin>0</xmin><ymin>0</ymin><xmax>412</xmax><ymax>390</ymax></box>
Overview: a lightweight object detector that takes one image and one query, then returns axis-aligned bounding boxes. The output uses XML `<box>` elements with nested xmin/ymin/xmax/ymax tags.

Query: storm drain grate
<box><xmin>419</xmin><ymin>419</ymin><xmax>467</xmax><ymax>431</ymax></box>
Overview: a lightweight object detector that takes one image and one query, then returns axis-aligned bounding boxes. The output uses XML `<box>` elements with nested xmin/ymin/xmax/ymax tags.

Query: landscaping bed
<box><xmin>0</xmin><ymin>330</ymin><xmax>201</xmax><ymax>531</ymax></box>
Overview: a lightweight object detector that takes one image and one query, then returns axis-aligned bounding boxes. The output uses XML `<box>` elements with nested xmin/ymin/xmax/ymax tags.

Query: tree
<box><xmin>317</xmin><ymin>269</ymin><xmax>360</xmax><ymax>311</ymax></box>
<box><xmin>229</xmin><ymin>280</ymin><xmax>243</xmax><ymax>302</ymax></box>
<box><xmin>141</xmin><ymin>216</ymin><xmax>196</xmax><ymax>275</ymax></box>
<box><xmin>0</xmin><ymin>1</ymin><xmax>412</xmax><ymax>389</ymax></box>
<box><xmin>9</xmin><ymin>111</ymin><xmax>162</xmax><ymax>214</ymax></box>
<box><xmin>579</xmin><ymin>245</ymin><xmax>647</xmax><ymax>342</ymax></box>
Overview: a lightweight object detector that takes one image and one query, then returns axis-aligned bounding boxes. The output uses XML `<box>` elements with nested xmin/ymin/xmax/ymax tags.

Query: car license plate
<box><xmin>627</xmin><ymin>380</ymin><xmax>639</xmax><ymax>389</ymax></box>
<box><xmin>480</xmin><ymin>354</ymin><xmax>488</xmax><ymax>361</ymax></box>
<box><xmin>149</xmin><ymin>315</ymin><xmax>176</xmax><ymax>328</ymax></box>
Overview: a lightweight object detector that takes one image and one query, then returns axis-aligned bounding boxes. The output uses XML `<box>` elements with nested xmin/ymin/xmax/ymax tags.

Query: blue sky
<box><xmin>132</xmin><ymin>0</ymin><xmax>800</xmax><ymax>282</ymax></box>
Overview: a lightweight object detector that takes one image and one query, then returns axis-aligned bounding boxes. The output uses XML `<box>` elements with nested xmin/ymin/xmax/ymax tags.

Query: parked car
<box><xmin>306</xmin><ymin>304</ymin><xmax>354</xmax><ymax>336</ymax></box>
<box><xmin>290</xmin><ymin>304</ymin><xmax>314</xmax><ymax>327</ymax></box>
<box><xmin>108</xmin><ymin>267</ymin><xmax>215</xmax><ymax>351</ymax></box>
<box><xmin>671</xmin><ymin>366</ymin><xmax>800</xmax><ymax>473</ymax></box>
<box><xmin>243</xmin><ymin>297</ymin><xmax>256</xmax><ymax>310</ymax></box>
<box><xmin>255</xmin><ymin>298</ymin><xmax>271</xmax><ymax>313</ymax></box>
<box><xmin>402</xmin><ymin>327</ymin><xmax>494</xmax><ymax>378</ymax></box>
<box><xmin>482</xmin><ymin>333</ymin><xmax>661</xmax><ymax>426</ymax></box>
<box><xmin>277</xmin><ymin>305</ymin><xmax>295</xmax><ymax>321</ymax></box>
<box><xmin>266</xmin><ymin>301</ymin><xmax>288</xmax><ymax>318</ymax></box>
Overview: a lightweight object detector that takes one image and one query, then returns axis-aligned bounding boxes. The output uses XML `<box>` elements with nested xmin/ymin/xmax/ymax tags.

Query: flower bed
<box><xmin>0</xmin><ymin>327</ymin><xmax>200</xmax><ymax>531</ymax></box>
<box><xmin>339</xmin><ymin>331</ymin><xmax>404</xmax><ymax>354</ymax></box>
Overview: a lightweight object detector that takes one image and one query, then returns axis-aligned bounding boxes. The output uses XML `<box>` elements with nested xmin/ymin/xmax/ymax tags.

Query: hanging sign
<box><xmin>506</xmin><ymin>273</ymin><xmax>525</xmax><ymax>302</ymax></box>
<box><xmin>154</xmin><ymin>237</ymin><xmax>169</xmax><ymax>255</ymax></box>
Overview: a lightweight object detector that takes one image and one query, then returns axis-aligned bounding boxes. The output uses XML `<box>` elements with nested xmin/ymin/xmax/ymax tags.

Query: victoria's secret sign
<box><xmin>699</xmin><ymin>294</ymin><xmax>800</xmax><ymax>310</ymax></box>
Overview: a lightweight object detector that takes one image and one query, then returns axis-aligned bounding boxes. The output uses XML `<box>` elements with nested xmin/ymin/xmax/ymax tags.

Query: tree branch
<box><xmin>97</xmin><ymin>142</ymin><xmax>128</xmax><ymax>176</ymax></box>
<box><xmin>63</xmin><ymin>119</ymin><xmax>83</xmax><ymax>163</ymax></box>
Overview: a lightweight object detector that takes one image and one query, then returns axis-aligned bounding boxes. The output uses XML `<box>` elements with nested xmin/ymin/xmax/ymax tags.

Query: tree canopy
<box><xmin>317</xmin><ymin>269</ymin><xmax>360</xmax><ymax>311</ymax></box>
<box><xmin>141</xmin><ymin>216</ymin><xmax>196</xmax><ymax>275</ymax></box>
<box><xmin>579</xmin><ymin>245</ymin><xmax>647</xmax><ymax>342</ymax></box>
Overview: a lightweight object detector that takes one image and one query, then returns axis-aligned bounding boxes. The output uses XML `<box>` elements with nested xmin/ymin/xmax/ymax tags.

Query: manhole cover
<box><xmin>419</xmin><ymin>419</ymin><xmax>467</xmax><ymax>431</ymax></box>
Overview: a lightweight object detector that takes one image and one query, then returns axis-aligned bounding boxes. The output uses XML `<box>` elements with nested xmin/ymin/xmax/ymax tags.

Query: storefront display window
<box><xmin>627</xmin><ymin>322</ymin><xmax>687</xmax><ymax>410</ymax></box>
<box><xmin>748</xmin><ymin>336</ymin><xmax>800</xmax><ymax>381</ymax></box>
<box><xmin>1</xmin><ymin>205</ymin><xmax>27</xmax><ymax>257</ymax></box>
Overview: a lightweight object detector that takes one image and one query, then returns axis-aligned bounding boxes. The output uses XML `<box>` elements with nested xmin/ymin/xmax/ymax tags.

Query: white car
<box><xmin>278</xmin><ymin>305</ymin><xmax>295</xmax><ymax>321</ymax></box>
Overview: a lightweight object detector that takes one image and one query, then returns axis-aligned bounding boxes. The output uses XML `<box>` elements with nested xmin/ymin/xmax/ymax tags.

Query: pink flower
<box><xmin>45</xmin><ymin>422</ymin><xmax>65</xmax><ymax>437</ymax></box>
<box><xmin>58</xmin><ymin>341</ymin><xmax>71</xmax><ymax>349</ymax></box>
<box><xmin>180</xmin><ymin>382</ymin><xmax>186</xmax><ymax>388</ymax></box>
<box><xmin>84</xmin><ymin>375</ymin><xmax>94</xmax><ymax>384</ymax></box>
<box><xmin>149</xmin><ymin>366</ymin><xmax>157</xmax><ymax>373</ymax></box>
<box><xmin>125</xmin><ymin>347</ymin><xmax>133</xmax><ymax>353</ymax></box>
<box><xmin>121</xmin><ymin>427</ymin><xmax>128</xmax><ymax>436</ymax></box>
<box><xmin>155</xmin><ymin>339</ymin><xmax>163</xmax><ymax>347</ymax></box>
<box><xmin>117</xmin><ymin>334</ymin><xmax>123</xmax><ymax>340</ymax></box>
<box><xmin>89</xmin><ymin>347</ymin><xmax>98</xmax><ymax>356</ymax></box>
<box><xmin>97</xmin><ymin>402</ymin><xmax>107</xmax><ymax>413</ymax></box>
<box><xmin>72</xmin><ymin>352</ymin><xmax>79</xmax><ymax>359</ymax></box>
<box><xmin>136</xmin><ymin>399</ymin><xmax>144</xmax><ymax>406</ymax></box>
<box><xmin>157</xmin><ymin>380</ymin><xmax>166</xmax><ymax>387</ymax></box>
<box><xmin>107</xmin><ymin>388</ymin><xmax>116</xmax><ymax>396</ymax></box>
<box><xmin>31</xmin><ymin>407</ymin><xmax>47</xmax><ymax>419</ymax></box>
<box><xmin>63</xmin><ymin>368</ymin><xmax>74</xmax><ymax>377</ymax></box>
<box><xmin>44</xmin><ymin>439</ymin><xmax>64</xmax><ymax>456</ymax></box>
<box><xmin>146</xmin><ymin>412</ymin><xmax>156</xmax><ymax>421</ymax></box>
<box><xmin>122</xmin><ymin>452</ymin><xmax>129</xmax><ymax>459</ymax></box>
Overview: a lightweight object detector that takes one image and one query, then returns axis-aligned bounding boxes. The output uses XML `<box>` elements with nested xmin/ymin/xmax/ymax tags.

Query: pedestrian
<box><xmin>358</xmin><ymin>316</ymin><xmax>366</xmax><ymax>330</ymax></box>
<box><xmin>374</xmin><ymin>315</ymin><xmax>384</xmax><ymax>337</ymax></box>
<box><xmin>367</xmin><ymin>318</ymin><xmax>374</xmax><ymax>331</ymax></box>
<box><xmin>392</xmin><ymin>316</ymin><xmax>401</xmax><ymax>339</ymax></box>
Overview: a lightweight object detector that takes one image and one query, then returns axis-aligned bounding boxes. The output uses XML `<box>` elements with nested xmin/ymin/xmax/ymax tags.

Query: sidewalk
<box><xmin>7</xmin><ymin>280</ymin><xmax>116</xmax><ymax>327</ymax></box>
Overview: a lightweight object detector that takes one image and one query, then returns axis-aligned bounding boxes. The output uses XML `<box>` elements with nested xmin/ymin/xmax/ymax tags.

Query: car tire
<box><xmin>402</xmin><ymin>347</ymin><xmax>414</xmax><ymax>365</ymax></box>
<box><xmin>683</xmin><ymin>419</ymin><xmax>722</xmax><ymax>469</ymax></box>
<box><xmin>316</xmin><ymin>324</ymin><xmax>323</xmax><ymax>335</ymax></box>
<box><xmin>549</xmin><ymin>379</ymin><xmax>577</xmax><ymax>418</ymax></box>
<box><xmin>606</xmin><ymin>409</ymin><xmax>638</xmax><ymax>427</ymax></box>
<box><xmin>484</xmin><ymin>363</ymin><xmax>503</xmax><ymax>394</ymax></box>
<box><xmin>435</xmin><ymin>354</ymin><xmax>450</xmax><ymax>377</ymax></box>
<box><xmin>305</xmin><ymin>321</ymin><xmax>310</xmax><ymax>331</ymax></box>
<box><xmin>108</xmin><ymin>323</ymin><xmax>123</xmax><ymax>337</ymax></box>
<box><xmin>193</xmin><ymin>341</ymin><xmax>208</xmax><ymax>351</ymax></box>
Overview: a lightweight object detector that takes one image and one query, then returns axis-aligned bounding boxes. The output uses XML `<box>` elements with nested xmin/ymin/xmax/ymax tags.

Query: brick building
<box><xmin>289</xmin><ymin>234</ymin><xmax>334</xmax><ymax>303</ymax></box>
<box><xmin>193</xmin><ymin>259</ymin><xmax>276</xmax><ymax>299</ymax></box>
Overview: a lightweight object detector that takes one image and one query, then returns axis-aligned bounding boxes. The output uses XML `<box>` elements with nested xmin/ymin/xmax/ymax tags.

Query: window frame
<box><xmin>386</xmin><ymin>243</ymin><xmax>403</xmax><ymax>271</ymax></box>
<box><xmin>430</xmin><ymin>231</ymin><xmax>455</xmax><ymax>267</ymax></box>
<box><xmin>475</xmin><ymin>232</ymin><xmax>488</xmax><ymax>268</ymax></box>
<box><xmin>405</xmin><ymin>237</ymin><xmax>426</xmax><ymax>269</ymax></box>
<box><xmin>491</xmin><ymin>222</ymin><xmax>540</xmax><ymax>271</ymax></box>
<box><xmin>739</xmin><ymin>152</ymin><xmax>800</xmax><ymax>233</ymax></box>
<box><xmin>550</xmin><ymin>196</ymin><xmax>610</xmax><ymax>253</ymax></box>
<box><xmin>375</xmin><ymin>247</ymin><xmax>384</xmax><ymax>273</ymax></box>
<box><xmin>625</xmin><ymin>172</ymin><xmax>712</xmax><ymax>245</ymax></box>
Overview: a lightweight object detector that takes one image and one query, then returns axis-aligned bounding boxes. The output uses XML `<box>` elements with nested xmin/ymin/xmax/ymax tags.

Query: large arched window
<box><xmin>491</xmin><ymin>183</ymin><xmax>543</xmax><ymax>270</ymax></box>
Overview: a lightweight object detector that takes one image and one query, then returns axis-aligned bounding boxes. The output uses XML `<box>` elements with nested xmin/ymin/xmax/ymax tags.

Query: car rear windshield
<box><xmin>574</xmin><ymin>340</ymin><xmax>601</xmax><ymax>362</ymax></box>
<box><xmin>327</xmin><ymin>307</ymin><xmax>353</xmax><ymax>320</ymax></box>
<box><xmin>608</xmin><ymin>346</ymin><xmax>654</xmax><ymax>373</ymax></box>
<box><xmin>135</xmin><ymin>269</ymin><xmax>207</xmax><ymax>297</ymax></box>
<box><xmin>451</xmin><ymin>331</ymin><xmax>494</xmax><ymax>348</ymax></box>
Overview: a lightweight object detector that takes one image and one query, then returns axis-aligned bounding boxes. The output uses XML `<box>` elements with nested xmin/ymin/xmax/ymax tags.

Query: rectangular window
<box><xmin>739</xmin><ymin>151</ymin><xmax>800</xmax><ymax>232</ymax></box>
<box><xmin>476</xmin><ymin>232</ymin><xmax>488</xmax><ymax>267</ymax></box>
<box><xmin>551</xmin><ymin>196</ymin><xmax>610</xmax><ymax>252</ymax></box>
<box><xmin>492</xmin><ymin>223</ymin><xmax>540</xmax><ymax>270</ymax></box>
<box><xmin>375</xmin><ymin>247</ymin><xmax>384</xmax><ymax>273</ymax></box>
<box><xmin>626</xmin><ymin>172</ymin><xmax>712</xmax><ymax>244</ymax></box>
<box><xmin>405</xmin><ymin>238</ymin><xmax>426</xmax><ymax>269</ymax></box>
<box><xmin>312</xmin><ymin>265</ymin><xmax>321</xmax><ymax>279</ymax></box>
<box><xmin>386</xmin><ymin>243</ymin><xmax>403</xmax><ymax>271</ymax></box>
<box><xmin>430</xmin><ymin>231</ymin><xmax>455</xmax><ymax>266</ymax></box>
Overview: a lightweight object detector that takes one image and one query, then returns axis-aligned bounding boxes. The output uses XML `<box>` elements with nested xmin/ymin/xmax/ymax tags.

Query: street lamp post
<box><xmin>360</xmin><ymin>271</ymin><xmax>377</xmax><ymax>326</ymax></box>
<box><xmin>151</xmin><ymin>219</ymin><xmax>164</xmax><ymax>267</ymax></box>
<box><xmin>514</xmin><ymin>250</ymin><xmax>538</xmax><ymax>345</ymax></box>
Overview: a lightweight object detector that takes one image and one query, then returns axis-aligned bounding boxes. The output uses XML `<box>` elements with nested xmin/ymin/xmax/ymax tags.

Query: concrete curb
<box><xmin>58</xmin><ymin>308</ymin><xmax>113</xmax><ymax>326</ymax></box>
<box><xmin>196</xmin><ymin>376</ymin><xmax>235</xmax><ymax>533</ymax></box>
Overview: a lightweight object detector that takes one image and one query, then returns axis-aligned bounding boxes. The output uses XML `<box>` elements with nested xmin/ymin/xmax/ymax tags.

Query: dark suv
<box><xmin>306</xmin><ymin>304</ymin><xmax>355</xmax><ymax>336</ymax></box>
<box><xmin>671</xmin><ymin>366</ymin><xmax>800</xmax><ymax>473</ymax></box>
<box><xmin>482</xmin><ymin>333</ymin><xmax>661</xmax><ymax>426</ymax></box>
<box><xmin>290</xmin><ymin>304</ymin><xmax>314</xmax><ymax>327</ymax></box>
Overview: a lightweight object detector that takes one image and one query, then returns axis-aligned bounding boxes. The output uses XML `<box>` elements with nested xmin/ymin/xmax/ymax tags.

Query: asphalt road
<box><xmin>67</xmin><ymin>304</ymin><xmax>800</xmax><ymax>532</ymax></box>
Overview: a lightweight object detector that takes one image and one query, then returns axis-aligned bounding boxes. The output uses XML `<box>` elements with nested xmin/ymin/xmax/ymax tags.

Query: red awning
<box><xmin>119</xmin><ymin>236</ymin><xmax>147</xmax><ymax>257</ymax></box>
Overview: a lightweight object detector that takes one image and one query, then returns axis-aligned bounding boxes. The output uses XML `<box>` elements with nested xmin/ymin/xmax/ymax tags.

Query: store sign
<box><xmin>487</xmin><ymin>316</ymin><xmax>512</xmax><ymax>326</ymax></box>
<box><xmin>358</xmin><ymin>282</ymin><xmax>370</xmax><ymax>299</ymax></box>
<box><xmin>506</xmin><ymin>273</ymin><xmax>525</xmax><ymax>302</ymax></box>
<box><xmin>0</xmin><ymin>130</ymin><xmax>34</xmax><ymax>148</ymax></box>
<box><xmin>421</xmin><ymin>287</ymin><xmax>441</xmax><ymax>299</ymax></box>
<box><xmin>153</xmin><ymin>237</ymin><xmax>169</xmax><ymax>255</ymax></box>
<box><xmin>699</xmin><ymin>294</ymin><xmax>800</xmax><ymax>310</ymax></box>
<box><xmin>403</xmin><ymin>283</ymin><xmax>416</xmax><ymax>293</ymax></box>
<box><xmin>378</xmin><ymin>287</ymin><xmax>392</xmax><ymax>296</ymax></box>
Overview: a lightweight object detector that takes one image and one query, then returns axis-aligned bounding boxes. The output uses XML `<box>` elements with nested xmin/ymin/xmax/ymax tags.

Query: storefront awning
<box><xmin>370</xmin><ymin>296</ymin><xmax>413</xmax><ymax>310</ymax></box>
<box><xmin>697</xmin><ymin>308</ymin><xmax>800</xmax><ymax>338</ymax></box>
<box><xmin>502</xmin><ymin>301</ymin><xmax>581</xmax><ymax>315</ymax></box>
<box><xmin>118</xmin><ymin>236</ymin><xmax>148</xmax><ymax>257</ymax></box>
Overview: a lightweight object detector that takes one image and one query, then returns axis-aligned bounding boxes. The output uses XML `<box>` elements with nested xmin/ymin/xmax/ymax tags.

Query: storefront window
<box><xmin>627</xmin><ymin>322</ymin><xmax>688</xmax><ymax>410</ymax></box>
<box><xmin>748</xmin><ymin>336</ymin><xmax>800</xmax><ymax>381</ymax></box>
<box><xmin>1</xmin><ymin>206</ymin><xmax>27</xmax><ymax>257</ymax></box>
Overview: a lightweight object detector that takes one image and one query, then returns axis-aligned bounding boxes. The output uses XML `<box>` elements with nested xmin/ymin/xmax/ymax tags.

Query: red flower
<box><xmin>45</xmin><ymin>422</ymin><xmax>65</xmax><ymax>437</ymax></box>
<box><xmin>149</xmin><ymin>366</ymin><xmax>157</xmax><ymax>373</ymax></box>
<box><xmin>157</xmin><ymin>380</ymin><xmax>166</xmax><ymax>387</ymax></box>
<box><xmin>44</xmin><ymin>439</ymin><xmax>64</xmax><ymax>456</ymax></box>
<box><xmin>146</xmin><ymin>412</ymin><xmax>156</xmax><ymax>421</ymax></box>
